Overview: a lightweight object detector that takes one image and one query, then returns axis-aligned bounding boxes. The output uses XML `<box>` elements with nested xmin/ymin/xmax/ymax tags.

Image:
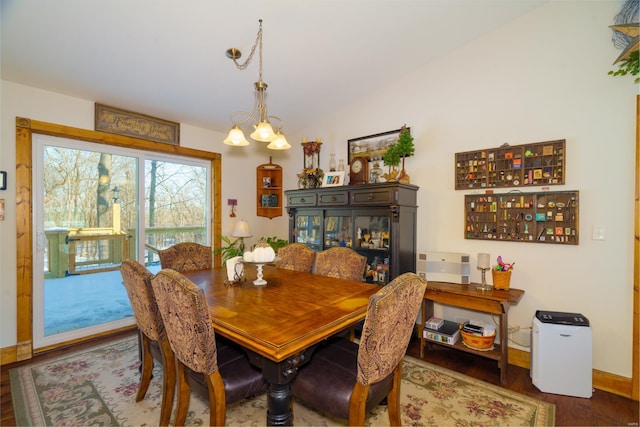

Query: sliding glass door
<box><xmin>32</xmin><ymin>134</ymin><xmax>210</xmax><ymax>348</ymax></box>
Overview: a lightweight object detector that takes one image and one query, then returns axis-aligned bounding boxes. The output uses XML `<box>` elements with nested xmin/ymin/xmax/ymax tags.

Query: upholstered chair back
<box><xmin>275</xmin><ymin>243</ymin><xmax>316</xmax><ymax>272</ymax></box>
<box><xmin>357</xmin><ymin>272</ymin><xmax>427</xmax><ymax>385</ymax></box>
<box><xmin>151</xmin><ymin>269</ymin><xmax>218</xmax><ymax>375</ymax></box>
<box><xmin>314</xmin><ymin>247</ymin><xmax>366</xmax><ymax>281</ymax></box>
<box><xmin>120</xmin><ymin>259</ymin><xmax>165</xmax><ymax>342</ymax></box>
<box><xmin>120</xmin><ymin>259</ymin><xmax>177</xmax><ymax>425</ymax></box>
<box><xmin>158</xmin><ymin>242</ymin><xmax>212</xmax><ymax>272</ymax></box>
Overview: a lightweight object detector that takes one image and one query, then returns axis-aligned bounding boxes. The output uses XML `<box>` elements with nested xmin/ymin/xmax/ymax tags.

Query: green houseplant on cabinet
<box><xmin>395</xmin><ymin>125</ymin><xmax>415</xmax><ymax>184</ymax></box>
<box><xmin>382</xmin><ymin>143</ymin><xmax>401</xmax><ymax>182</ymax></box>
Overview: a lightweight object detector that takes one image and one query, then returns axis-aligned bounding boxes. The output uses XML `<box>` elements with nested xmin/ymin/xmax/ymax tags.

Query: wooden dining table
<box><xmin>183</xmin><ymin>264</ymin><xmax>380</xmax><ymax>426</ymax></box>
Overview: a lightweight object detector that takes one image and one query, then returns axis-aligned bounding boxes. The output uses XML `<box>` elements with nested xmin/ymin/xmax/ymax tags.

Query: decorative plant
<box><xmin>382</xmin><ymin>143</ymin><xmax>401</xmax><ymax>181</ymax></box>
<box><xmin>215</xmin><ymin>235</ymin><xmax>288</xmax><ymax>266</ymax></box>
<box><xmin>608</xmin><ymin>50</ymin><xmax>639</xmax><ymax>83</ymax></box>
<box><xmin>395</xmin><ymin>125</ymin><xmax>415</xmax><ymax>184</ymax></box>
<box><xmin>493</xmin><ymin>256</ymin><xmax>515</xmax><ymax>272</ymax></box>
<box><xmin>260</xmin><ymin>236</ymin><xmax>288</xmax><ymax>253</ymax></box>
<box><xmin>214</xmin><ymin>235</ymin><xmax>245</xmax><ymax>266</ymax></box>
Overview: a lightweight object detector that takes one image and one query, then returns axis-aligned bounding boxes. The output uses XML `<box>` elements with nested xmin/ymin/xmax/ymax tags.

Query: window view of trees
<box><xmin>43</xmin><ymin>145</ymin><xmax>209</xmax><ymax>270</ymax></box>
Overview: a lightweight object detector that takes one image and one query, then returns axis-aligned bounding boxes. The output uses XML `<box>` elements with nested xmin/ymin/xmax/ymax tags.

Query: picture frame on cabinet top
<box><xmin>347</xmin><ymin>128</ymin><xmax>409</xmax><ymax>165</ymax></box>
<box><xmin>323</xmin><ymin>171</ymin><xmax>345</xmax><ymax>187</ymax></box>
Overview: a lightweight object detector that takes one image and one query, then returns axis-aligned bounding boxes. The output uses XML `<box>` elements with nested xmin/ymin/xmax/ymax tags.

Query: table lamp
<box><xmin>477</xmin><ymin>252</ymin><xmax>492</xmax><ymax>291</ymax></box>
<box><xmin>232</xmin><ymin>219</ymin><xmax>252</xmax><ymax>252</ymax></box>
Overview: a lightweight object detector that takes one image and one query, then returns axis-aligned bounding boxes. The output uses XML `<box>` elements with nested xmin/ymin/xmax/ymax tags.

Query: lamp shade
<box><xmin>477</xmin><ymin>253</ymin><xmax>491</xmax><ymax>269</ymax></box>
<box><xmin>267</xmin><ymin>131</ymin><xmax>291</xmax><ymax>150</ymax></box>
<box><xmin>231</xmin><ymin>219</ymin><xmax>252</xmax><ymax>238</ymax></box>
<box><xmin>250</xmin><ymin>121</ymin><xmax>276</xmax><ymax>142</ymax></box>
<box><xmin>224</xmin><ymin>126</ymin><xmax>250</xmax><ymax>146</ymax></box>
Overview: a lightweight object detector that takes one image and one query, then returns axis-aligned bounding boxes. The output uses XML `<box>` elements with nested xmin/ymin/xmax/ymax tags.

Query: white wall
<box><xmin>298</xmin><ymin>1</ymin><xmax>637</xmax><ymax>378</ymax></box>
<box><xmin>1</xmin><ymin>1</ymin><xmax>636</xmax><ymax>379</ymax></box>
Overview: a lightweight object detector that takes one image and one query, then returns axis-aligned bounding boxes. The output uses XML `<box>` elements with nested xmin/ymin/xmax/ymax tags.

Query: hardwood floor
<box><xmin>2</xmin><ymin>331</ymin><xmax>638</xmax><ymax>426</ymax></box>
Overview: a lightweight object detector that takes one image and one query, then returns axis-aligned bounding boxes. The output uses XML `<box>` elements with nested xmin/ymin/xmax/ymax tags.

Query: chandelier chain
<box><xmin>231</xmin><ymin>19</ymin><xmax>263</xmax><ymax>81</ymax></box>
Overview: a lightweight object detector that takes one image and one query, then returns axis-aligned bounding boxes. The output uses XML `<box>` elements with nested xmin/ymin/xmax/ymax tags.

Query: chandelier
<box><xmin>223</xmin><ymin>20</ymin><xmax>291</xmax><ymax>150</ymax></box>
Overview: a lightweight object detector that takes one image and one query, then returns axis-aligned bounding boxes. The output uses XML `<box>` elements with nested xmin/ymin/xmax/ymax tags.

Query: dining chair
<box><xmin>150</xmin><ymin>269</ymin><xmax>267</xmax><ymax>426</ymax></box>
<box><xmin>314</xmin><ymin>246</ymin><xmax>366</xmax><ymax>281</ymax></box>
<box><xmin>290</xmin><ymin>272</ymin><xmax>427</xmax><ymax>426</ymax></box>
<box><xmin>120</xmin><ymin>259</ymin><xmax>176</xmax><ymax>426</ymax></box>
<box><xmin>158</xmin><ymin>242</ymin><xmax>212</xmax><ymax>272</ymax></box>
<box><xmin>274</xmin><ymin>242</ymin><xmax>316</xmax><ymax>272</ymax></box>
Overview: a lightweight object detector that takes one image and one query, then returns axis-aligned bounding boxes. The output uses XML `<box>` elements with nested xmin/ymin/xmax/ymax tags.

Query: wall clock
<box><xmin>350</xmin><ymin>157</ymin><xmax>369</xmax><ymax>185</ymax></box>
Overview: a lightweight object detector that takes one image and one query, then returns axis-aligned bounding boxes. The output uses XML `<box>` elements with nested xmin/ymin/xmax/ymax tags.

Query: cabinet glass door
<box><xmin>324</xmin><ymin>213</ymin><xmax>352</xmax><ymax>248</ymax></box>
<box><xmin>354</xmin><ymin>214</ymin><xmax>391</xmax><ymax>284</ymax></box>
<box><xmin>294</xmin><ymin>212</ymin><xmax>322</xmax><ymax>250</ymax></box>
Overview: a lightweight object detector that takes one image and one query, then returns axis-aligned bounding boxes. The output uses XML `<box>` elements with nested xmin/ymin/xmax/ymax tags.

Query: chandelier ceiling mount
<box><xmin>223</xmin><ymin>20</ymin><xmax>291</xmax><ymax>150</ymax></box>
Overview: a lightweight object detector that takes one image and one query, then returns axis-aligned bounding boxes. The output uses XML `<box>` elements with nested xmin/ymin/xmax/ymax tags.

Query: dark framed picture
<box><xmin>261</xmin><ymin>194</ymin><xmax>278</xmax><ymax>207</ymax></box>
<box><xmin>347</xmin><ymin>128</ymin><xmax>410</xmax><ymax>165</ymax></box>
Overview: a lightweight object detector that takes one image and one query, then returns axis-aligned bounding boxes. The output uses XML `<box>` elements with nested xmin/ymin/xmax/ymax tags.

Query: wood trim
<box><xmin>14</xmin><ymin>117</ymin><xmax>222</xmax><ymax>360</ymax></box>
<box><xmin>508</xmin><ymin>347</ymin><xmax>634</xmax><ymax>400</ymax></box>
<box><xmin>633</xmin><ymin>94</ymin><xmax>639</xmax><ymax>401</ymax></box>
<box><xmin>0</xmin><ymin>345</ymin><xmax>17</xmax><ymax>366</ymax></box>
<box><xmin>16</xmin><ymin>120</ymin><xmax>33</xmax><ymax>361</ymax></box>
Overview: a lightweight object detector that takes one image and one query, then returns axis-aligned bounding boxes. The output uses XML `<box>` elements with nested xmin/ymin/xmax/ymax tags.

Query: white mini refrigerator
<box><xmin>531</xmin><ymin>310</ymin><xmax>592</xmax><ymax>398</ymax></box>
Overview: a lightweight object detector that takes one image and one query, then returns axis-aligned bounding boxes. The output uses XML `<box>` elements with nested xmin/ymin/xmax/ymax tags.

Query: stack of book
<box><xmin>423</xmin><ymin>317</ymin><xmax>460</xmax><ymax>345</ymax></box>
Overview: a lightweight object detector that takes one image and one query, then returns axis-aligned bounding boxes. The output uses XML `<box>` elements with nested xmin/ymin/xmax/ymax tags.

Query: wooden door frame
<box><xmin>15</xmin><ymin>117</ymin><xmax>222</xmax><ymax>360</ymax></box>
<box><xmin>634</xmin><ymin>95</ymin><xmax>639</xmax><ymax>401</ymax></box>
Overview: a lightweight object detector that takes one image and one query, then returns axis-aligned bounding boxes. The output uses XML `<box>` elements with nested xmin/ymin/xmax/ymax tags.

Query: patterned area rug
<box><xmin>10</xmin><ymin>336</ymin><xmax>554</xmax><ymax>426</ymax></box>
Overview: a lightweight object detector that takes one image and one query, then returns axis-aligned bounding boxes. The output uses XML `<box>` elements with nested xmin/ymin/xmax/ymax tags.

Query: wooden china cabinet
<box><xmin>285</xmin><ymin>182</ymin><xmax>418</xmax><ymax>285</ymax></box>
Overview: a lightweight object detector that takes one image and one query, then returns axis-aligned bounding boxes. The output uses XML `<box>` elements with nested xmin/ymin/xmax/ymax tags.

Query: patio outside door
<box><xmin>32</xmin><ymin>134</ymin><xmax>210</xmax><ymax>348</ymax></box>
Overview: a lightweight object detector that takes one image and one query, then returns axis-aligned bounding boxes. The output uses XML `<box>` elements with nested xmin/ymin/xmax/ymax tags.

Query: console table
<box><xmin>420</xmin><ymin>281</ymin><xmax>525</xmax><ymax>384</ymax></box>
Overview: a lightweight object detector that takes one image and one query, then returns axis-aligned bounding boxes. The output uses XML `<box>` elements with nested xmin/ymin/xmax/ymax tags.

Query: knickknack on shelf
<box><xmin>455</xmin><ymin>139</ymin><xmax>565</xmax><ymax>190</ymax></box>
<box><xmin>464</xmin><ymin>190</ymin><xmax>579</xmax><ymax>245</ymax></box>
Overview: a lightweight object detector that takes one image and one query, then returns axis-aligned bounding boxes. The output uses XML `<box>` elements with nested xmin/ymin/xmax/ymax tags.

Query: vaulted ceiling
<box><xmin>1</xmin><ymin>0</ymin><xmax>546</xmax><ymax>136</ymax></box>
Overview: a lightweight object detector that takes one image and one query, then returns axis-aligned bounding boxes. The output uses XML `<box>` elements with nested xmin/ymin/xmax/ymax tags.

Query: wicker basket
<box><xmin>492</xmin><ymin>269</ymin><xmax>511</xmax><ymax>290</ymax></box>
<box><xmin>461</xmin><ymin>330</ymin><xmax>496</xmax><ymax>350</ymax></box>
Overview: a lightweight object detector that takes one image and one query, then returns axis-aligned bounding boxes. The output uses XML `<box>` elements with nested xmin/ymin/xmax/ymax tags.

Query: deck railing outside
<box><xmin>44</xmin><ymin>226</ymin><xmax>206</xmax><ymax>278</ymax></box>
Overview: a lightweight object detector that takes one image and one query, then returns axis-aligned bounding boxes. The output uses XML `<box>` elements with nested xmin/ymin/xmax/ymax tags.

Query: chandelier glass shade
<box><xmin>224</xmin><ymin>20</ymin><xmax>291</xmax><ymax>150</ymax></box>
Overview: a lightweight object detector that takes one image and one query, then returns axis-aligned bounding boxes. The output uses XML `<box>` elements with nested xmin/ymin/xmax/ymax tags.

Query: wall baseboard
<box><xmin>1</xmin><ymin>345</ymin><xmax>17</xmax><ymax>366</ymax></box>
<box><xmin>509</xmin><ymin>347</ymin><xmax>636</xmax><ymax>400</ymax></box>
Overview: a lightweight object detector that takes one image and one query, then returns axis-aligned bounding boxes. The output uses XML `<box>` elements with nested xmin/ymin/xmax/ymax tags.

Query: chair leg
<box><xmin>159</xmin><ymin>339</ymin><xmax>176</xmax><ymax>427</ymax></box>
<box><xmin>174</xmin><ymin>360</ymin><xmax>191</xmax><ymax>426</ymax></box>
<box><xmin>136</xmin><ymin>333</ymin><xmax>154</xmax><ymax>402</ymax></box>
<box><xmin>387</xmin><ymin>362</ymin><xmax>403</xmax><ymax>427</ymax></box>
<box><xmin>206</xmin><ymin>370</ymin><xmax>227</xmax><ymax>426</ymax></box>
<box><xmin>348</xmin><ymin>382</ymin><xmax>370</xmax><ymax>426</ymax></box>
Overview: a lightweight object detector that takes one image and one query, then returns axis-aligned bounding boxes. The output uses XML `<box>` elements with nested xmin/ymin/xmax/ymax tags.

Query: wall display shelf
<box><xmin>455</xmin><ymin>139</ymin><xmax>565</xmax><ymax>190</ymax></box>
<box><xmin>464</xmin><ymin>190</ymin><xmax>579</xmax><ymax>245</ymax></box>
<box><xmin>285</xmin><ymin>182</ymin><xmax>418</xmax><ymax>285</ymax></box>
<box><xmin>256</xmin><ymin>158</ymin><xmax>282</xmax><ymax>219</ymax></box>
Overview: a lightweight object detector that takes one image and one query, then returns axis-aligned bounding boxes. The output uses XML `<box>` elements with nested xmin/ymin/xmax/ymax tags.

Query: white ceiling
<box><xmin>1</xmin><ymin>0</ymin><xmax>546</xmax><ymax>136</ymax></box>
